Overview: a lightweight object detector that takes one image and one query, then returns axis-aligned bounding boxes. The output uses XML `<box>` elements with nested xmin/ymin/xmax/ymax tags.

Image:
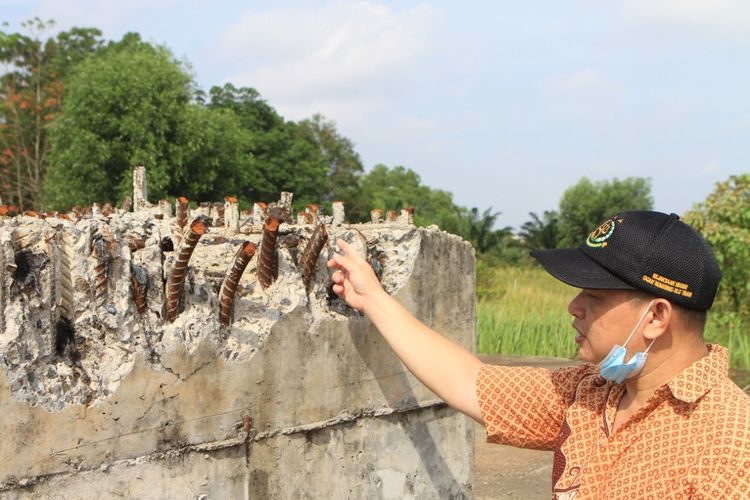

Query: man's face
<box><xmin>567</xmin><ymin>289</ymin><xmax>650</xmax><ymax>364</ymax></box>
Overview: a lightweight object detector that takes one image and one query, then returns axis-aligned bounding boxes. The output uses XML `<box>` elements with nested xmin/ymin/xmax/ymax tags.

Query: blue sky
<box><xmin>3</xmin><ymin>1</ymin><xmax>748</xmax><ymax>229</ymax></box>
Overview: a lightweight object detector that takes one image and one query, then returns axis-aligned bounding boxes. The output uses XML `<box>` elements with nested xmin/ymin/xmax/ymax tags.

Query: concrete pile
<box><xmin>0</xmin><ymin>167</ymin><xmax>476</xmax><ymax>499</ymax></box>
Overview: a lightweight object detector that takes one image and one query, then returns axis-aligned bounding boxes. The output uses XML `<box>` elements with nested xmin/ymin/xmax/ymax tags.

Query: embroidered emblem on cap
<box><xmin>586</xmin><ymin>216</ymin><xmax>622</xmax><ymax>248</ymax></box>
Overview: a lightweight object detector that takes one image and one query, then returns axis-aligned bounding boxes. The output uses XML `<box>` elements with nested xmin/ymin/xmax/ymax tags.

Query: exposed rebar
<box><xmin>219</xmin><ymin>241</ymin><xmax>257</xmax><ymax>326</ymax></box>
<box><xmin>300</xmin><ymin>223</ymin><xmax>328</xmax><ymax>291</ymax></box>
<box><xmin>91</xmin><ymin>225</ymin><xmax>115</xmax><ymax>305</ymax></box>
<box><xmin>166</xmin><ymin>219</ymin><xmax>207</xmax><ymax>322</ymax></box>
<box><xmin>176</xmin><ymin>197</ymin><xmax>189</xmax><ymax>230</ymax></box>
<box><xmin>126</xmin><ymin>236</ymin><xmax>146</xmax><ymax>253</ymax></box>
<box><xmin>213</xmin><ymin>202</ymin><xmax>225</xmax><ymax>227</ymax></box>
<box><xmin>305</xmin><ymin>204</ymin><xmax>319</xmax><ymax>226</ymax></box>
<box><xmin>131</xmin><ymin>264</ymin><xmax>149</xmax><ymax>314</ymax></box>
<box><xmin>257</xmin><ymin>216</ymin><xmax>280</xmax><ymax>289</ymax></box>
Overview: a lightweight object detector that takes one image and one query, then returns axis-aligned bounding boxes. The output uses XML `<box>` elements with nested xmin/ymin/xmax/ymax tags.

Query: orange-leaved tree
<box><xmin>0</xmin><ymin>18</ymin><xmax>102</xmax><ymax>209</ymax></box>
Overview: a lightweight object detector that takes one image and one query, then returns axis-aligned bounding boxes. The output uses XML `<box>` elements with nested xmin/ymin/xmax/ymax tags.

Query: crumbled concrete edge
<box><xmin>0</xmin><ymin>398</ymin><xmax>449</xmax><ymax>492</ymax></box>
<box><xmin>0</xmin><ymin>212</ymin><xmax>461</xmax><ymax>411</ymax></box>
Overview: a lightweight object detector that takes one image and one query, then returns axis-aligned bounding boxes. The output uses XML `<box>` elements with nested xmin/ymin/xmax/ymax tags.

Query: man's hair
<box><xmin>629</xmin><ymin>290</ymin><xmax>707</xmax><ymax>336</ymax></box>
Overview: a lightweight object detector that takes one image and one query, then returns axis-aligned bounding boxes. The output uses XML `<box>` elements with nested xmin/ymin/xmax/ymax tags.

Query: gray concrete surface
<box><xmin>0</xmin><ymin>197</ymin><xmax>476</xmax><ymax>499</ymax></box>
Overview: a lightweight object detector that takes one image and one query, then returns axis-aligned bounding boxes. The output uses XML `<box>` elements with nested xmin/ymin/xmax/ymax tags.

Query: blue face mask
<box><xmin>598</xmin><ymin>300</ymin><xmax>656</xmax><ymax>384</ymax></box>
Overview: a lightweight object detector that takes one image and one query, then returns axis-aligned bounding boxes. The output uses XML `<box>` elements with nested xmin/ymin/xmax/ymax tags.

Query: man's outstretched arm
<box><xmin>328</xmin><ymin>238</ymin><xmax>483</xmax><ymax>423</ymax></box>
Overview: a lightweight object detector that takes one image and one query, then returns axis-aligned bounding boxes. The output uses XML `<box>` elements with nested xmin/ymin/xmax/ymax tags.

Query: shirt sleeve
<box><xmin>475</xmin><ymin>363</ymin><xmax>594</xmax><ymax>450</ymax></box>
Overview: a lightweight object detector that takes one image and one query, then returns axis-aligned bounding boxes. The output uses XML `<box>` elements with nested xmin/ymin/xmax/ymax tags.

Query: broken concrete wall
<box><xmin>0</xmin><ymin>190</ymin><xmax>476</xmax><ymax>498</ymax></box>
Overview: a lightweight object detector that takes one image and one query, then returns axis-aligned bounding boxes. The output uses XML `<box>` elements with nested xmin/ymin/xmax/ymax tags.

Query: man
<box><xmin>328</xmin><ymin>210</ymin><xmax>750</xmax><ymax>498</ymax></box>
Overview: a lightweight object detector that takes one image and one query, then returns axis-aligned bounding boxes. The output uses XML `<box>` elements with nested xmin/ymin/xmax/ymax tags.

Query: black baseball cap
<box><xmin>531</xmin><ymin>211</ymin><xmax>722</xmax><ymax>311</ymax></box>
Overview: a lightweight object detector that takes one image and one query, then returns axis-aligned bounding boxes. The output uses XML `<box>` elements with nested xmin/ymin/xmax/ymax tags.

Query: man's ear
<box><xmin>643</xmin><ymin>299</ymin><xmax>672</xmax><ymax>340</ymax></box>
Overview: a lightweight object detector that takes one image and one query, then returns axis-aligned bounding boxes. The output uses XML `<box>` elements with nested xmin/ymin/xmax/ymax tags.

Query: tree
<box><xmin>683</xmin><ymin>174</ymin><xmax>750</xmax><ymax>318</ymax></box>
<box><xmin>358</xmin><ymin>165</ymin><xmax>465</xmax><ymax>231</ymax></box>
<box><xmin>167</xmin><ymin>105</ymin><xmax>253</xmax><ymax>202</ymax></box>
<box><xmin>464</xmin><ymin>207</ymin><xmax>513</xmax><ymax>254</ymax></box>
<box><xmin>0</xmin><ymin>19</ymin><xmax>102</xmax><ymax>209</ymax></box>
<box><xmin>208</xmin><ymin>84</ymin><xmax>327</xmax><ymax>206</ymax></box>
<box><xmin>557</xmin><ymin>177</ymin><xmax>653</xmax><ymax>247</ymax></box>
<box><xmin>208</xmin><ymin>83</ymin><xmax>280</xmax><ymax>132</ymax></box>
<box><xmin>297</xmin><ymin>113</ymin><xmax>364</xmax><ymax>211</ymax></box>
<box><xmin>520</xmin><ymin>210</ymin><xmax>560</xmax><ymax>250</ymax></box>
<box><xmin>42</xmin><ymin>38</ymin><xmax>194</xmax><ymax>208</ymax></box>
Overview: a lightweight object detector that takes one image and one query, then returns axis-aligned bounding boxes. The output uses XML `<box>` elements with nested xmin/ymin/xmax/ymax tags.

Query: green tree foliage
<box><xmin>463</xmin><ymin>207</ymin><xmax>513</xmax><ymax>254</ymax></box>
<box><xmin>168</xmin><ymin>105</ymin><xmax>252</xmax><ymax>201</ymax></box>
<box><xmin>519</xmin><ymin>210</ymin><xmax>560</xmax><ymax>250</ymax></box>
<box><xmin>358</xmin><ymin>165</ymin><xmax>467</xmax><ymax>232</ymax></box>
<box><xmin>557</xmin><ymin>177</ymin><xmax>653</xmax><ymax>247</ymax></box>
<box><xmin>684</xmin><ymin>174</ymin><xmax>750</xmax><ymax>318</ymax></box>
<box><xmin>43</xmin><ymin>37</ymin><xmax>195</xmax><ymax>208</ymax></box>
<box><xmin>297</xmin><ymin>113</ymin><xmax>365</xmax><ymax>212</ymax></box>
<box><xmin>207</xmin><ymin>84</ymin><xmax>327</xmax><ymax>206</ymax></box>
<box><xmin>0</xmin><ymin>18</ymin><xmax>102</xmax><ymax>209</ymax></box>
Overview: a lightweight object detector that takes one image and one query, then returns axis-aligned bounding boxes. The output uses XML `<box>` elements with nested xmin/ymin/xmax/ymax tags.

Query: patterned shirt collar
<box><xmin>667</xmin><ymin>344</ymin><xmax>728</xmax><ymax>403</ymax></box>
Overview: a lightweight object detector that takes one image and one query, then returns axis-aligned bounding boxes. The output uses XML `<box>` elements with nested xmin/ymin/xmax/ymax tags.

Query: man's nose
<box><xmin>568</xmin><ymin>291</ymin><xmax>585</xmax><ymax>319</ymax></box>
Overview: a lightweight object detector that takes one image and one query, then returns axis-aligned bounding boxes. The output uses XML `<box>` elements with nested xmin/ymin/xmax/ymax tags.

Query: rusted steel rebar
<box><xmin>166</xmin><ymin>219</ymin><xmax>207</xmax><ymax>322</ymax></box>
<box><xmin>176</xmin><ymin>197</ymin><xmax>189</xmax><ymax>230</ymax></box>
<box><xmin>257</xmin><ymin>216</ymin><xmax>280</xmax><ymax>289</ymax></box>
<box><xmin>305</xmin><ymin>204</ymin><xmax>319</xmax><ymax>226</ymax></box>
<box><xmin>126</xmin><ymin>236</ymin><xmax>146</xmax><ymax>253</ymax></box>
<box><xmin>92</xmin><ymin>229</ymin><xmax>114</xmax><ymax>304</ymax></box>
<box><xmin>101</xmin><ymin>203</ymin><xmax>113</xmax><ymax>217</ymax></box>
<box><xmin>300</xmin><ymin>223</ymin><xmax>328</xmax><ymax>291</ymax></box>
<box><xmin>131</xmin><ymin>264</ymin><xmax>149</xmax><ymax>314</ymax></box>
<box><xmin>370</xmin><ymin>208</ymin><xmax>384</xmax><ymax>223</ymax></box>
<box><xmin>213</xmin><ymin>202</ymin><xmax>225</xmax><ymax>227</ymax></box>
<box><xmin>219</xmin><ymin>241</ymin><xmax>257</xmax><ymax>326</ymax></box>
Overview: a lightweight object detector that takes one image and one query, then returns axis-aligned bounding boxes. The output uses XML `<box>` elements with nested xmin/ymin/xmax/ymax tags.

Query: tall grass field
<box><xmin>477</xmin><ymin>264</ymin><xmax>750</xmax><ymax>371</ymax></box>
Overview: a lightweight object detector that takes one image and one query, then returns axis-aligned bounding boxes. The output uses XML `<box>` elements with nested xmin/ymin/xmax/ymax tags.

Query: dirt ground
<box><xmin>472</xmin><ymin>354</ymin><xmax>578</xmax><ymax>499</ymax></box>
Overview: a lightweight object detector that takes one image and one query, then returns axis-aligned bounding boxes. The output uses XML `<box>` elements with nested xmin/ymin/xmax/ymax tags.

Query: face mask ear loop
<box><xmin>622</xmin><ymin>299</ymin><xmax>656</xmax><ymax>348</ymax></box>
<box><xmin>643</xmin><ymin>337</ymin><xmax>657</xmax><ymax>354</ymax></box>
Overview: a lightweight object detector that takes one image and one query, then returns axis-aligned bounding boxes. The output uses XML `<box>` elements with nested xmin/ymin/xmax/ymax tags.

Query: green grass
<box><xmin>476</xmin><ymin>264</ymin><xmax>579</xmax><ymax>359</ymax></box>
<box><xmin>477</xmin><ymin>263</ymin><xmax>750</xmax><ymax>371</ymax></box>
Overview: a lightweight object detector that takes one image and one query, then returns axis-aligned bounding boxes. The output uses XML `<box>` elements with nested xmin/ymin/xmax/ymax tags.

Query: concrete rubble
<box><xmin>0</xmin><ymin>169</ymin><xmax>476</xmax><ymax>499</ymax></box>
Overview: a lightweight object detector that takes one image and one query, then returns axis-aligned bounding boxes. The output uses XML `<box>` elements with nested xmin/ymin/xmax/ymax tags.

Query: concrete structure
<box><xmin>0</xmin><ymin>179</ymin><xmax>476</xmax><ymax>499</ymax></box>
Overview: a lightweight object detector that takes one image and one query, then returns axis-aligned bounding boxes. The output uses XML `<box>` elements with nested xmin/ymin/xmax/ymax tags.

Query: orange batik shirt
<box><xmin>476</xmin><ymin>344</ymin><xmax>750</xmax><ymax>499</ymax></box>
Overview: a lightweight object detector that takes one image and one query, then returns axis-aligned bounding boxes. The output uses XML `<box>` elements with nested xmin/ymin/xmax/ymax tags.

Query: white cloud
<box><xmin>539</xmin><ymin>68</ymin><xmax>623</xmax><ymax>95</ymax></box>
<box><xmin>217</xmin><ymin>1</ymin><xmax>439</xmax><ymax>120</ymax></box>
<box><xmin>622</xmin><ymin>0</ymin><xmax>750</xmax><ymax>34</ymax></box>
